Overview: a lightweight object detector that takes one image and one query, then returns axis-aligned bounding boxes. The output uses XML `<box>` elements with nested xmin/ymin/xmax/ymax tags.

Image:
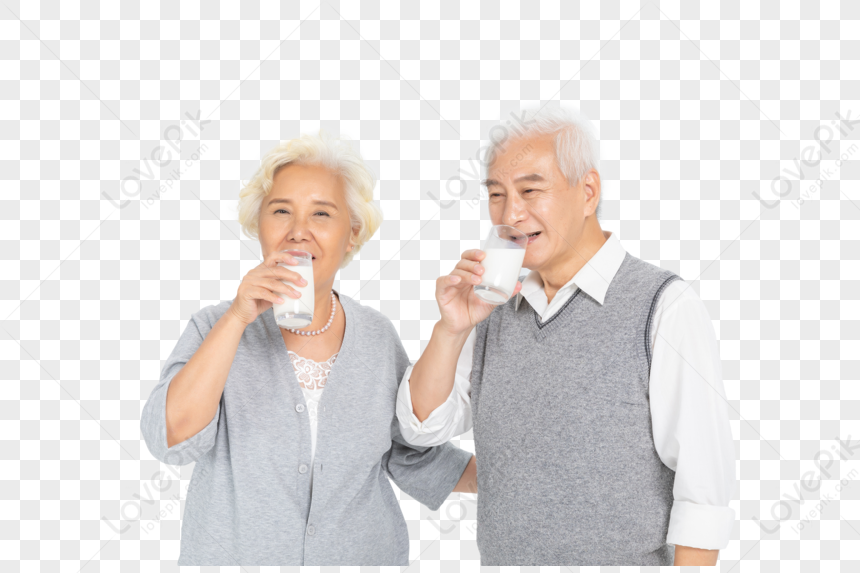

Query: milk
<box><xmin>273</xmin><ymin>262</ymin><xmax>315</xmax><ymax>328</ymax></box>
<box><xmin>474</xmin><ymin>247</ymin><xmax>526</xmax><ymax>304</ymax></box>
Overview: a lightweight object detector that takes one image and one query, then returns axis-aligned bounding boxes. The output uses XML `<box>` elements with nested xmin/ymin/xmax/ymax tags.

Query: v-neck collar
<box><xmin>531</xmin><ymin>288</ymin><xmax>582</xmax><ymax>337</ymax></box>
<box><xmin>263</xmin><ymin>287</ymin><xmax>354</xmax><ymax>391</ymax></box>
<box><xmin>261</xmin><ymin>288</ymin><xmax>355</xmax><ymax>466</ymax></box>
<box><xmin>515</xmin><ymin>231</ymin><xmax>627</xmax><ymax>315</ymax></box>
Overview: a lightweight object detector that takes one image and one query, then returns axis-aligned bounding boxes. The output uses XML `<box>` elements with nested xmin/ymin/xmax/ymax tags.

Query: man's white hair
<box><xmin>485</xmin><ymin>105</ymin><xmax>602</xmax><ymax>217</ymax></box>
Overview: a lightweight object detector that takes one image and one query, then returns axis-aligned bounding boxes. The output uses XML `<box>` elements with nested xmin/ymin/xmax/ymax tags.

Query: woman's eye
<box><xmin>274</xmin><ymin>209</ymin><xmax>289</xmax><ymax>214</ymax></box>
<box><xmin>315</xmin><ymin>211</ymin><xmax>330</xmax><ymax>217</ymax></box>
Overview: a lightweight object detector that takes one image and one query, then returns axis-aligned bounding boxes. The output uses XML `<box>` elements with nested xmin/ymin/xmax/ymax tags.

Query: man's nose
<box><xmin>501</xmin><ymin>193</ymin><xmax>525</xmax><ymax>227</ymax></box>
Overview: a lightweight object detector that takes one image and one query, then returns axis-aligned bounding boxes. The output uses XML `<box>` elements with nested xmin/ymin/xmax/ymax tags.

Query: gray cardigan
<box><xmin>140</xmin><ymin>290</ymin><xmax>472</xmax><ymax>566</ymax></box>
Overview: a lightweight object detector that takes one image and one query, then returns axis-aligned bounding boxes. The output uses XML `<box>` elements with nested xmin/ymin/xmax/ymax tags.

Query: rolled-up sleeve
<box><xmin>649</xmin><ymin>281</ymin><xmax>737</xmax><ymax>550</ymax></box>
<box><xmin>140</xmin><ymin>312</ymin><xmax>221</xmax><ymax>466</ymax></box>
<box><xmin>395</xmin><ymin>327</ymin><xmax>476</xmax><ymax>447</ymax></box>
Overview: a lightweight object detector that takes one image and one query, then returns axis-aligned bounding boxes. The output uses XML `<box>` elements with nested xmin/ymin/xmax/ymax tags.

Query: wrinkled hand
<box><xmin>228</xmin><ymin>251</ymin><xmax>308</xmax><ymax>326</ymax></box>
<box><xmin>435</xmin><ymin>249</ymin><xmax>522</xmax><ymax>335</ymax></box>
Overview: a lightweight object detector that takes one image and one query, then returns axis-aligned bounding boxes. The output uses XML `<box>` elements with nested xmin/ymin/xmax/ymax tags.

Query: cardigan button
<box><xmin>299</xmin><ymin>464</ymin><xmax>308</xmax><ymax>474</ymax></box>
<box><xmin>306</xmin><ymin>525</ymin><xmax>315</xmax><ymax>536</ymax></box>
<box><xmin>295</xmin><ymin>404</ymin><xmax>305</xmax><ymax>413</ymax></box>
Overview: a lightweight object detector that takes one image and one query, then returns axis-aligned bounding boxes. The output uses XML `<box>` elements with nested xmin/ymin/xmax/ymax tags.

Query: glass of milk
<box><xmin>272</xmin><ymin>250</ymin><xmax>315</xmax><ymax>329</ymax></box>
<box><xmin>473</xmin><ymin>225</ymin><xmax>528</xmax><ymax>305</ymax></box>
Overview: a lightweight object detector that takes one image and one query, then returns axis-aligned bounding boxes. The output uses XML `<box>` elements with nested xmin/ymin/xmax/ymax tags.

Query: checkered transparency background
<box><xmin>2</xmin><ymin>0</ymin><xmax>860</xmax><ymax>570</ymax></box>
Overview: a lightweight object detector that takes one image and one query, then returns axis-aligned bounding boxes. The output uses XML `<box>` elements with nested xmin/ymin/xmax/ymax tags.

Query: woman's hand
<box><xmin>228</xmin><ymin>251</ymin><xmax>309</xmax><ymax>326</ymax></box>
<box><xmin>435</xmin><ymin>249</ymin><xmax>522</xmax><ymax>336</ymax></box>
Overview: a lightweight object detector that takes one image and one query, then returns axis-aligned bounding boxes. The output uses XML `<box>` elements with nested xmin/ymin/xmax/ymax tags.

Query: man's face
<box><xmin>484</xmin><ymin>133</ymin><xmax>600</xmax><ymax>272</ymax></box>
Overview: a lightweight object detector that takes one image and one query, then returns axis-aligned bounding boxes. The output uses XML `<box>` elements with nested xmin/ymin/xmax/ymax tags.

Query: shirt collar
<box><xmin>515</xmin><ymin>230</ymin><xmax>627</xmax><ymax>310</ymax></box>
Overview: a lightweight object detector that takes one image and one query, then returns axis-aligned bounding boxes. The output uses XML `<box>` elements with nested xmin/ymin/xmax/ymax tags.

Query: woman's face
<box><xmin>258</xmin><ymin>163</ymin><xmax>356</xmax><ymax>288</ymax></box>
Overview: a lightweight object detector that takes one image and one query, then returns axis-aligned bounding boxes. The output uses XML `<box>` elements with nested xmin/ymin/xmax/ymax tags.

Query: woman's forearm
<box><xmin>408</xmin><ymin>321</ymin><xmax>471</xmax><ymax>422</ymax></box>
<box><xmin>164</xmin><ymin>311</ymin><xmax>247</xmax><ymax>447</ymax></box>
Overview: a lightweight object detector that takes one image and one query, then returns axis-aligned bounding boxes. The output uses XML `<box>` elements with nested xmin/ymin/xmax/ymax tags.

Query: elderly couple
<box><xmin>141</xmin><ymin>106</ymin><xmax>736</xmax><ymax>566</ymax></box>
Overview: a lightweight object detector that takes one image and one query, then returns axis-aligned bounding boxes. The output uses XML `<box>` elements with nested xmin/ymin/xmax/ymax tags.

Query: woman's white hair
<box><xmin>485</xmin><ymin>105</ymin><xmax>602</xmax><ymax>217</ymax></box>
<box><xmin>237</xmin><ymin>131</ymin><xmax>383</xmax><ymax>268</ymax></box>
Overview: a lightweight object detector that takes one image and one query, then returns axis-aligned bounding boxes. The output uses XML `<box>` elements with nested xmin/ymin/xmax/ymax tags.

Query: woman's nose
<box><xmin>287</xmin><ymin>222</ymin><xmax>311</xmax><ymax>242</ymax></box>
<box><xmin>287</xmin><ymin>227</ymin><xmax>309</xmax><ymax>243</ymax></box>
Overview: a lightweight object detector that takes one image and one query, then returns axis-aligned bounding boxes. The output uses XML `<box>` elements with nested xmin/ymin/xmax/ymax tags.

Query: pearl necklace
<box><xmin>286</xmin><ymin>292</ymin><xmax>337</xmax><ymax>336</ymax></box>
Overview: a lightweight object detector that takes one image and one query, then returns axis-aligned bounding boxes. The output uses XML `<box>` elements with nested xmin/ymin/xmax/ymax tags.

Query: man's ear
<box><xmin>583</xmin><ymin>170</ymin><xmax>601</xmax><ymax>217</ymax></box>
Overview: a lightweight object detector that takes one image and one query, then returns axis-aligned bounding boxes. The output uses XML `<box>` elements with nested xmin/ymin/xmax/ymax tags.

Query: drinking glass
<box><xmin>473</xmin><ymin>225</ymin><xmax>528</xmax><ymax>305</ymax></box>
<box><xmin>272</xmin><ymin>250</ymin><xmax>315</xmax><ymax>328</ymax></box>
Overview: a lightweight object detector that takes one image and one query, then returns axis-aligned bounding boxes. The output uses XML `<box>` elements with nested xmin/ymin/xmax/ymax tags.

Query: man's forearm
<box><xmin>673</xmin><ymin>545</ymin><xmax>719</xmax><ymax>566</ymax></box>
<box><xmin>452</xmin><ymin>455</ymin><xmax>478</xmax><ymax>493</ymax></box>
<box><xmin>409</xmin><ymin>321</ymin><xmax>471</xmax><ymax>421</ymax></box>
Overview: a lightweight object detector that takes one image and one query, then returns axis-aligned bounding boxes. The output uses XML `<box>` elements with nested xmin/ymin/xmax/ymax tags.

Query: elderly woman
<box><xmin>140</xmin><ymin>132</ymin><xmax>476</xmax><ymax>566</ymax></box>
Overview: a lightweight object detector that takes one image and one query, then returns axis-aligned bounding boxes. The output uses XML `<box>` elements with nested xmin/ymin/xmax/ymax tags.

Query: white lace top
<box><xmin>288</xmin><ymin>350</ymin><xmax>338</xmax><ymax>473</ymax></box>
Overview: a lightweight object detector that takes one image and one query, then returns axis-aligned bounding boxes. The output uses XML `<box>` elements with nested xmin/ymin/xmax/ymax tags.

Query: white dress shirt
<box><xmin>395</xmin><ymin>231</ymin><xmax>737</xmax><ymax>551</ymax></box>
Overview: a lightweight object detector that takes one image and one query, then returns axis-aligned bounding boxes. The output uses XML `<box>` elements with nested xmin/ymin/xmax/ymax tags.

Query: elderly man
<box><xmin>396</xmin><ymin>106</ymin><xmax>736</xmax><ymax>566</ymax></box>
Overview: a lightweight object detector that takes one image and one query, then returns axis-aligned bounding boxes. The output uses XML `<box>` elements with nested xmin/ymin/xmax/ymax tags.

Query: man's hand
<box><xmin>673</xmin><ymin>545</ymin><xmax>719</xmax><ymax>566</ymax></box>
<box><xmin>436</xmin><ymin>249</ymin><xmax>522</xmax><ymax>336</ymax></box>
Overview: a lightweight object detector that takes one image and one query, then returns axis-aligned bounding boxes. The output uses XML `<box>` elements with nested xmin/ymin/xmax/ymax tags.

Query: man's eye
<box><xmin>523</xmin><ymin>189</ymin><xmax>535</xmax><ymax>194</ymax></box>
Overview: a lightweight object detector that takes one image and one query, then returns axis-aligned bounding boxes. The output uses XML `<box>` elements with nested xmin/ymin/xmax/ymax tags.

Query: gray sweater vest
<box><xmin>471</xmin><ymin>252</ymin><xmax>683</xmax><ymax>566</ymax></box>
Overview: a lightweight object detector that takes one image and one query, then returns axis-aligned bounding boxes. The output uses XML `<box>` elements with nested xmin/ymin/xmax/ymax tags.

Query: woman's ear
<box><xmin>347</xmin><ymin>226</ymin><xmax>360</xmax><ymax>251</ymax></box>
